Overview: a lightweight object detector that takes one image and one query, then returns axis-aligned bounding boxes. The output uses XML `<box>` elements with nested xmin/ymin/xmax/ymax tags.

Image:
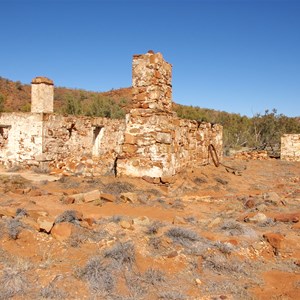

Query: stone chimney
<box><xmin>132</xmin><ymin>50</ymin><xmax>172</xmax><ymax>112</ymax></box>
<box><xmin>31</xmin><ymin>76</ymin><xmax>54</xmax><ymax>113</ymax></box>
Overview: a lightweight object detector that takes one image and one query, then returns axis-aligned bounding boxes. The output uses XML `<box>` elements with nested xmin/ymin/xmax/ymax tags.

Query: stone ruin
<box><xmin>281</xmin><ymin>134</ymin><xmax>300</xmax><ymax>162</ymax></box>
<box><xmin>0</xmin><ymin>51</ymin><xmax>223</xmax><ymax>179</ymax></box>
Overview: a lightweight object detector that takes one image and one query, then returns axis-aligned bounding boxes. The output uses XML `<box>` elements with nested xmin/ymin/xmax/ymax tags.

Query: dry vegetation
<box><xmin>0</xmin><ymin>158</ymin><xmax>299</xmax><ymax>299</ymax></box>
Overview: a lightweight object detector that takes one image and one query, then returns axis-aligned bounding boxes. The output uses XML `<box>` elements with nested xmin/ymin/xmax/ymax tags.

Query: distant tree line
<box><xmin>61</xmin><ymin>93</ymin><xmax>127</xmax><ymax>119</ymax></box>
<box><xmin>174</xmin><ymin>105</ymin><xmax>300</xmax><ymax>152</ymax></box>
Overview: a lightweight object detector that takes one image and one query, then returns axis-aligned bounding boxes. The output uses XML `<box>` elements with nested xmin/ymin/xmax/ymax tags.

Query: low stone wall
<box><xmin>0</xmin><ymin>112</ymin><xmax>43</xmax><ymax>166</ymax></box>
<box><xmin>281</xmin><ymin>134</ymin><xmax>300</xmax><ymax>162</ymax></box>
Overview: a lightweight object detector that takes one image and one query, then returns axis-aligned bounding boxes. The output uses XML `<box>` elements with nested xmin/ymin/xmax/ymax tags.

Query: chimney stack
<box><xmin>31</xmin><ymin>76</ymin><xmax>54</xmax><ymax>113</ymax></box>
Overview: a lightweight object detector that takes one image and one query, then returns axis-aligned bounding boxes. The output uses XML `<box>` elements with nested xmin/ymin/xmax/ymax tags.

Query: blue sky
<box><xmin>1</xmin><ymin>0</ymin><xmax>299</xmax><ymax>117</ymax></box>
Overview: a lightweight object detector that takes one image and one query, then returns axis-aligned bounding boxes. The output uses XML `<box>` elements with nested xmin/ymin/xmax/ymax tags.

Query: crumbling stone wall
<box><xmin>117</xmin><ymin>51</ymin><xmax>223</xmax><ymax>178</ymax></box>
<box><xmin>43</xmin><ymin>114</ymin><xmax>125</xmax><ymax>175</ymax></box>
<box><xmin>281</xmin><ymin>134</ymin><xmax>300</xmax><ymax>162</ymax></box>
<box><xmin>0</xmin><ymin>113</ymin><xmax>43</xmax><ymax>166</ymax></box>
<box><xmin>0</xmin><ymin>51</ymin><xmax>223</xmax><ymax>177</ymax></box>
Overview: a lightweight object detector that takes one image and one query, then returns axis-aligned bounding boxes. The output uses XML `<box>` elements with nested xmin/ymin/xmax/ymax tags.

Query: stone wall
<box><xmin>281</xmin><ymin>134</ymin><xmax>300</xmax><ymax>162</ymax></box>
<box><xmin>117</xmin><ymin>109</ymin><xmax>222</xmax><ymax>178</ymax></box>
<box><xmin>43</xmin><ymin>114</ymin><xmax>125</xmax><ymax>175</ymax></box>
<box><xmin>117</xmin><ymin>51</ymin><xmax>223</xmax><ymax>178</ymax></box>
<box><xmin>0</xmin><ymin>51</ymin><xmax>223</xmax><ymax>177</ymax></box>
<box><xmin>0</xmin><ymin>113</ymin><xmax>43</xmax><ymax>166</ymax></box>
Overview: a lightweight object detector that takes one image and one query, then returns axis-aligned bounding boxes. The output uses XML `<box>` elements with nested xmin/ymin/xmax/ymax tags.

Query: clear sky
<box><xmin>1</xmin><ymin>0</ymin><xmax>299</xmax><ymax>117</ymax></box>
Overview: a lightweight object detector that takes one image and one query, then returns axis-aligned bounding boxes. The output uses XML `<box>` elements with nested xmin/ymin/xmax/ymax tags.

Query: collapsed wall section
<box><xmin>42</xmin><ymin>114</ymin><xmax>125</xmax><ymax>175</ymax></box>
<box><xmin>281</xmin><ymin>134</ymin><xmax>300</xmax><ymax>162</ymax></box>
<box><xmin>0</xmin><ymin>113</ymin><xmax>43</xmax><ymax>166</ymax></box>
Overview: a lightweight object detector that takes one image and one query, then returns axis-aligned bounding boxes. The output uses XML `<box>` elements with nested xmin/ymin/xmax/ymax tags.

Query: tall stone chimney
<box><xmin>132</xmin><ymin>50</ymin><xmax>172</xmax><ymax>112</ymax></box>
<box><xmin>31</xmin><ymin>77</ymin><xmax>54</xmax><ymax>113</ymax></box>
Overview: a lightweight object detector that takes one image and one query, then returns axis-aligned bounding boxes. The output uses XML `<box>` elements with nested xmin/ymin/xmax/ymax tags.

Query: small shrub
<box><xmin>203</xmin><ymin>279</ymin><xmax>253</xmax><ymax>299</ymax></box>
<box><xmin>166</xmin><ymin>227</ymin><xmax>199</xmax><ymax>246</ymax></box>
<box><xmin>214</xmin><ymin>241</ymin><xmax>234</xmax><ymax>255</ymax></box>
<box><xmin>7</xmin><ymin>165</ymin><xmax>21</xmax><ymax>172</ymax></box>
<box><xmin>143</xmin><ymin>268</ymin><xmax>165</xmax><ymax>286</ymax></box>
<box><xmin>124</xmin><ymin>271</ymin><xmax>146</xmax><ymax>298</ymax></box>
<box><xmin>220</xmin><ymin>220</ymin><xmax>256</xmax><ymax>237</ymax></box>
<box><xmin>103</xmin><ymin>181</ymin><xmax>134</xmax><ymax>195</ymax></box>
<box><xmin>76</xmin><ymin>256</ymin><xmax>115</xmax><ymax>294</ymax></box>
<box><xmin>40</xmin><ymin>282</ymin><xmax>67</xmax><ymax>299</ymax></box>
<box><xmin>104</xmin><ymin>241</ymin><xmax>135</xmax><ymax>267</ymax></box>
<box><xmin>68</xmin><ymin>230</ymin><xmax>88</xmax><ymax>247</ymax></box>
<box><xmin>108</xmin><ymin>215</ymin><xmax>123</xmax><ymax>223</ymax></box>
<box><xmin>202</xmin><ymin>253</ymin><xmax>245</xmax><ymax>276</ymax></box>
<box><xmin>193</xmin><ymin>177</ymin><xmax>208</xmax><ymax>184</ymax></box>
<box><xmin>145</xmin><ymin>221</ymin><xmax>163</xmax><ymax>235</ymax></box>
<box><xmin>159</xmin><ymin>291</ymin><xmax>187</xmax><ymax>300</ymax></box>
<box><xmin>0</xmin><ymin>266</ymin><xmax>29</xmax><ymax>299</ymax></box>
<box><xmin>148</xmin><ymin>236</ymin><xmax>162</xmax><ymax>250</ymax></box>
<box><xmin>215</xmin><ymin>177</ymin><xmax>229</xmax><ymax>185</ymax></box>
<box><xmin>15</xmin><ymin>208</ymin><xmax>27</xmax><ymax>218</ymax></box>
<box><xmin>171</xmin><ymin>199</ymin><xmax>185</xmax><ymax>210</ymax></box>
<box><xmin>6</xmin><ymin>219</ymin><xmax>22</xmax><ymax>240</ymax></box>
<box><xmin>54</xmin><ymin>210</ymin><xmax>81</xmax><ymax>224</ymax></box>
<box><xmin>32</xmin><ymin>164</ymin><xmax>50</xmax><ymax>174</ymax></box>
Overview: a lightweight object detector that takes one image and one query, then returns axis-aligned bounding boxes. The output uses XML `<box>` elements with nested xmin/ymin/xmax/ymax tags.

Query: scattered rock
<box><xmin>83</xmin><ymin>190</ymin><xmax>100</xmax><ymax>203</ymax></box>
<box><xmin>274</xmin><ymin>213</ymin><xmax>299</xmax><ymax>223</ymax></box>
<box><xmin>244</xmin><ymin>212</ymin><xmax>268</xmax><ymax>223</ymax></box>
<box><xmin>245</xmin><ymin>199</ymin><xmax>256</xmax><ymax>208</ymax></box>
<box><xmin>84</xmin><ymin>217</ymin><xmax>95</xmax><ymax>226</ymax></box>
<box><xmin>133</xmin><ymin>216</ymin><xmax>150</xmax><ymax>226</ymax></box>
<box><xmin>120</xmin><ymin>220</ymin><xmax>134</xmax><ymax>230</ymax></box>
<box><xmin>120</xmin><ymin>192</ymin><xmax>139</xmax><ymax>203</ymax></box>
<box><xmin>208</xmin><ymin>217</ymin><xmax>222</xmax><ymax>228</ymax></box>
<box><xmin>61</xmin><ymin>196</ymin><xmax>75</xmax><ymax>205</ymax></box>
<box><xmin>69</xmin><ymin>193</ymin><xmax>84</xmax><ymax>202</ymax></box>
<box><xmin>100</xmin><ymin>193</ymin><xmax>117</xmax><ymax>202</ymax></box>
<box><xmin>166</xmin><ymin>250</ymin><xmax>178</xmax><ymax>258</ymax></box>
<box><xmin>37</xmin><ymin>216</ymin><xmax>55</xmax><ymax>233</ymax></box>
<box><xmin>160</xmin><ymin>175</ymin><xmax>176</xmax><ymax>184</ymax></box>
<box><xmin>28</xmin><ymin>189</ymin><xmax>42</xmax><ymax>197</ymax></box>
<box><xmin>263</xmin><ymin>192</ymin><xmax>283</xmax><ymax>206</ymax></box>
<box><xmin>172</xmin><ymin>216</ymin><xmax>186</xmax><ymax>225</ymax></box>
<box><xmin>256</xmin><ymin>204</ymin><xmax>267</xmax><ymax>211</ymax></box>
<box><xmin>0</xmin><ymin>207</ymin><xmax>16</xmax><ymax>218</ymax></box>
<box><xmin>22</xmin><ymin>218</ymin><xmax>40</xmax><ymax>231</ymax></box>
<box><xmin>142</xmin><ymin>176</ymin><xmax>160</xmax><ymax>184</ymax></box>
<box><xmin>27</xmin><ymin>210</ymin><xmax>49</xmax><ymax>221</ymax></box>
<box><xmin>51</xmin><ymin>222</ymin><xmax>75</xmax><ymax>241</ymax></box>
<box><xmin>292</xmin><ymin>223</ymin><xmax>300</xmax><ymax>230</ymax></box>
<box><xmin>263</xmin><ymin>232</ymin><xmax>284</xmax><ymax>255</ymax></box>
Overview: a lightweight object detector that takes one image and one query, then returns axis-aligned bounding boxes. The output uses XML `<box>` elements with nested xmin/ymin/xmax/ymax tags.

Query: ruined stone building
<box><xmin>281</xmin><ymin>134</ymin><xmax>300</xmax><ymax>162</ymax></box>
<box><xmin>0</xmin><ymin>51</ymin><xmax>223</xmax><ymax>178</ymax></box>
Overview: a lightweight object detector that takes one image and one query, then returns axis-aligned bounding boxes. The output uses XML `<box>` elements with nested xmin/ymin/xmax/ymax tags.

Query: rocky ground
<box><xmin>0</xmin><ymin>158</ymin><xmax>299</xmax><ymax>300</ymax></box>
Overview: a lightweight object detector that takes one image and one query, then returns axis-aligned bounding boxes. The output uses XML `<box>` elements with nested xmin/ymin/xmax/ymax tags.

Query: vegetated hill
<box><xmin>0</xmin><ymin>76</ymin><xmax>299</xmax><ymax>151</ymax></box>
<box><xmin>0</xmin><ymin>76</ymin><xmax>132</xmax><ymax>116</ymax></box>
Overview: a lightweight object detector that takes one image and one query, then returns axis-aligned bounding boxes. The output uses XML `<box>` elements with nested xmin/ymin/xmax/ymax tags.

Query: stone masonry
<box><xmin>31</xmin><ymin>77</ymin><xmax>54</xmax><ymax>113</ymax></box>
<box><xmin>117</xmin><ymin>51</ymin><xmax>222</xmax><ymax>178</ymax></box>
<box><xmin>281</xmin><ymin>134</ymin><xmax>300</xmax><ymax>162</ymax></box>
<box><xmin>0</xmin><ymin>51</ymin><xmax>223</xmax><ymax>178</ymax></box>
